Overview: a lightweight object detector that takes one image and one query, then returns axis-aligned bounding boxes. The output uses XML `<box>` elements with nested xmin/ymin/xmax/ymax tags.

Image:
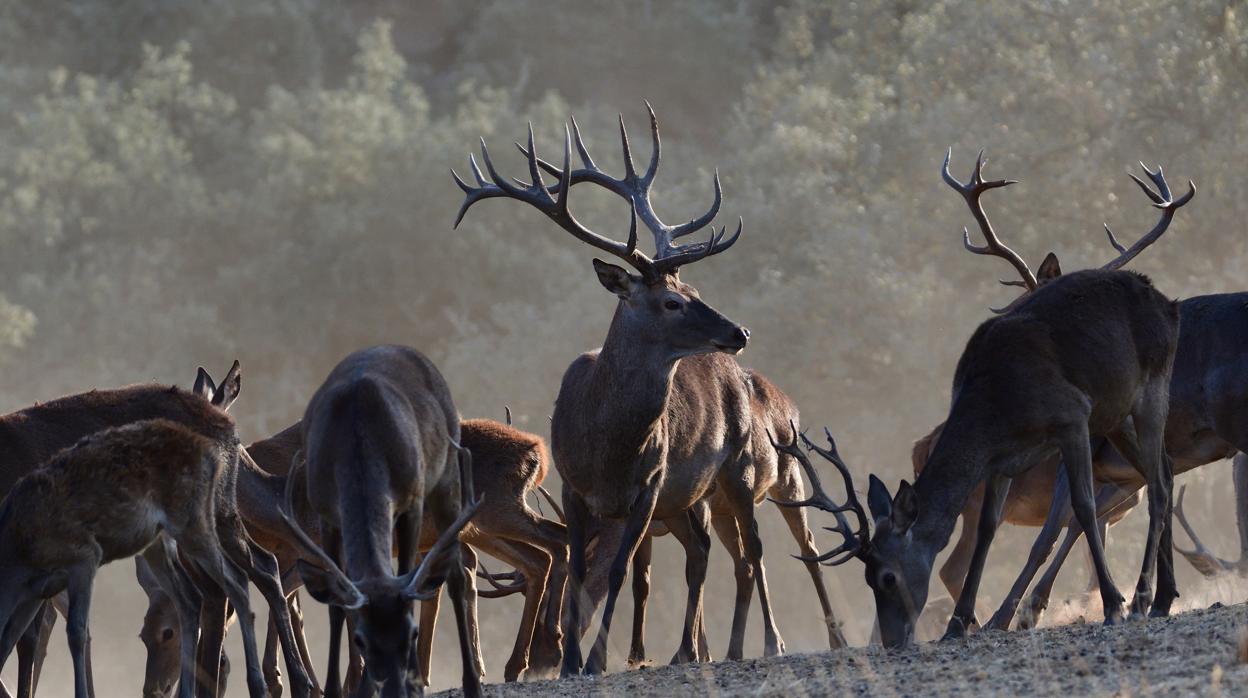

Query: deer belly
<box><xmin>95</xmin><ymin>504</ymin><xmax>167</xmax><ymax>562</ymax></box>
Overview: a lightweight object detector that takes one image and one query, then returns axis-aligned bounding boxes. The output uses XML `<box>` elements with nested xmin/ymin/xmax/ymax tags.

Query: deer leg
<box><xmin>427</xmin><ymin>482</ymin><xmax>484</xmax><ymax>698</ymax></box>
<box><xmin>14</xmin><ymin>601</ymin><xmax>52</xmax><ymax>698</ymax></box>
<box><xmin>1106</xmin><ymin>417</ymin><xmax>1174</xmax><ymax>616</ymax></box>
<box><xmin>584</xmin><ymin>486</ymin><xmax>660</xmax><ymax>676</ymax></box>
<box><xmin>1061</xmin><ymin>428</ymin><xmax>1126</xmax><ymax>625</ymax></box>
<box><xmin>1</xmin><ymin>601</ymin><xmax>43</xmax><ymax>698</ymax></box>
<box><xmin>942</xmin><ymin>473</ymin><xmax>1010</xmax><ymax>641</ymax></box>
<box><xmin>64</xmin><ymin>565</ymin><xmax>97</xmax><ymax>698</ymax></box>
<box><xmin>469</xmin><ymin>534</ymin><xmax>550</xmax><ymax>681</ymax></box>
<box><xmin>416</xmin><ymin>594</ymin><xmax>439</xmax><ymax>687</ymax></box>
<box><xmin>1236</xmin><ymin>453</ymin><xmax>1248</xmax><ymax>568</ymax></box>
<box><xmin>195</xmin><ymin>584</ymin><xmax>229</xmax><ymax>698</ymax></box>
<box><xmin>1019</xmin><ymin>483</ymin><xmax>1139</xmax><ymax>630</ymax></box>
<box><xmin>263</xmin><ymin>614</ymin><xmax>282</xmax><ymax>698</ymax></box>
<box><xmin>628</xmin><ymin>535</ymin><xmax>653</xmax><ymax>666</ymax></box>
<box><xmin>395</xmin><ymin>510</ymin><xmax>428</xmax><ymax>693</ymax></box>
<box><xmin>709</xmin><ymin>513</ymin><xmax>751</xmax><ymax>660</ymax></box>
<box><xmin>230</xmin><ymin>540</ymin><xmax>311</xmax><ymax>698</ymax></box>
<box><xmin>560</xmin><ymin>490</ymin><xmax>592</xmax><ymax>677</ymax></box>
<box><xmin>769</xmin><ymin>467</ymin><xmax>846</xmax><ymax>649</ymax></box>
<box><xmin>284</xmin><ymin>592</ymin><xmax>320</xmax><ymax>698</ymax></box>
<box><xmin>516</xmin><ymin>516</ymin><xmax>568</xmax><ymax>678</ymax></box>
<box><xmin>663</xmin><ymin>499</ymin><xmax>712</xmax><ymax>666</ymax></box>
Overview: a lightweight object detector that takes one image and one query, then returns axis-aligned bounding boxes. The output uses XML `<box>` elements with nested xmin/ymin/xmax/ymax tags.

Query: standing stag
<box><xmin>454</xmin><ymin>104</ymin><xmax>835</xmax><ymax>674</ymax></box>
<box><xmin>784</xmin><ymin>150</ymin><xmax>1190</xmax><ymax>646</ymax></box>
<box><xmin>276</xmin><ymin>345</ymin><xmax>483</xmax><ymax>698</ymax></box>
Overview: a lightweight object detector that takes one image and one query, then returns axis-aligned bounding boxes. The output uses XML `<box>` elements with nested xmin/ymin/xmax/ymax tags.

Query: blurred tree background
<box><xmin>1</xmin><ymin>0</ymin><xmax>1247</xmax><ymax>692</ymax></box>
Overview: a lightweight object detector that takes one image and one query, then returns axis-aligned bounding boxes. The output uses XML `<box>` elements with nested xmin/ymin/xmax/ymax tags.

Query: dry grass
<box><xmin>439</xmin><ymin>603</ymin><xmax>1248</xmax><ymax>697</ymax></box>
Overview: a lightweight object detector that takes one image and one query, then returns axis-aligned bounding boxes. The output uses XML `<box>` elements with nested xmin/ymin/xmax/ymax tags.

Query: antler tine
<box><xmin>495</xmin><ymin>104</ymin><xmax>735</xmax><ymax>276</ymax></box>
<box><xmin>1172</xmin><ymin>484</ymin><xmax>1236</xmax><ymax>576</ymax></box>
<box><xmin>276</xmin><ymin>456</ymin><xmax>366</xmax><ymax>609</ymax></box>
<box><xmin>767</xmin><ymin>421</ymin><xmax>870</xmax><ymax>566</ymax></box>
<box><xmin>803</xmin><ymin>426</ymin><xmax>872</xmax><ymax>546</ymax></box>
<box><xmin>943</xmin><ymin>148</ymin><xmax>1035</xmax><ymax>292</ymax></box>
<box><xmin>1101</xmin><ymin>162</ymin><xmax>1195</xmax><ymax>271</ymax></box>
<box><xmin>454</xmin><ymin>126</ymin><xmax>653</xmax><ymax>274</ymax></box>
<box><xmin>477</xmin><ymin>562</ymin><xmax>527</xmax><ymax>598</ymax></box>
<box><xmin>650</xmin><ymin>217</ymin><xmax>743</xmax><ymax>277</ymax></box>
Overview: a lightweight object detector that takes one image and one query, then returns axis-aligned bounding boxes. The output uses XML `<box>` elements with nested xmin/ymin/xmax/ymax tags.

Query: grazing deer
<box><xmin>275</xmin><ymin>345</ymin><xmax>483</xmax><ymax>698</ymax></box>
<box><xmin>453</xmin><ymin>105</ymin><xmax>796</xmax><ymax>675</ymax></box>
<box><xmin>0</xmin><ymin>419</ymin><xmax>267</xmax><ymax>698</ymax></box>
<box><xmin>981</xmin><ymin>287</ymin><xmax>1248</xmax><ymax>630</ymax></box>
<box><xmin>782</xmin><ymin>150</ymin><xmax>1188</xmax><ymax>647</ymax></box>
<box><xmin>0</xmin><ymin>370</ymin><xmax>314</xmax><ymax>698</ymax></box>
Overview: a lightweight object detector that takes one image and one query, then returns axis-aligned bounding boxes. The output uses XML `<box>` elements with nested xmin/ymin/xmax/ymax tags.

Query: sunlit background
<box><xmin>1</xmin><ymin>1</ymin><xmax>1247</xmax><ymax>694</ymax></box>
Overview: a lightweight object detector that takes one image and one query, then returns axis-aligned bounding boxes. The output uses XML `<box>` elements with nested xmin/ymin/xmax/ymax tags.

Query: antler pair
<box><xmin>943</xmin><ymin>149</ymin><xmax>1195</xmax><ymax>310</ymax></box>
<box><xmin>767</xmin><ymin>422</ymin><xmax>871</xmax><ymax>566</ymax></box>
<box><xmin>453</xmin><ymin>103</ymin><xmax>741</xmax><ymax>280</ymax></box>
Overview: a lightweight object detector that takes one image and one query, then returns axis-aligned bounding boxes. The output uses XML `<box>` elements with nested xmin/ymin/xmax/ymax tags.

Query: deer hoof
<box><xmin>584</xmin><ymin>652</ymin><xmax>608</xmax><ymax>676</ymax></box>
<box><xmin>1103</xmin><ymin>604</ymin><xmax>1126</xmax><ymax>626</ymax></box>
<box><xmin>940</xmin><ymin>615</ymin><xmax>974</xmax><ymax>641</ymax></box>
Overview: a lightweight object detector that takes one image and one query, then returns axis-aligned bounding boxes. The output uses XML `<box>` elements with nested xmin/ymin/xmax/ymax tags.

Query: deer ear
<box><xmin>192</xmin><ymin>367</ymin><xmax>216</xmax><ymax>401</ymax></box>
<box><xmin>213</xmin><ymin>360</ymin><xmax>242</xmax><ymax>411</ymax></box>
<box><xmin>592</xmin><ymin>258</ymin><xmax>635</xmax><ymax>299</ymax></box>
<box><xmin>891</xmin><ymin>480</ymin><xmax>919</xmax><ymax>533</ymax></box>
<box><xmin>1037</xmin><ymin>252</ymin><xmax>1063</xmax><ymax>282</ymax></box>
<box><xmin>867</xmin><ymin>474</ymin><xmax>892</xmax><ymax>524</ymax></box>
<box><xmin>296</xmin><ymin>560</ymin><xmax>364</xmax><ymax>610</ymax></box>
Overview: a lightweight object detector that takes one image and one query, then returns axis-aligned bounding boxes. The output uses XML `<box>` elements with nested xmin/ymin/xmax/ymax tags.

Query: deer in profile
<box><xmin>454</xmin><ymin>104</ymin><xmax>823</xmax><ymax>675</ymax></box>
<box><xmin>274</xmin><ymin>345</ymin><xmax>483</xmax><ymax>698</ymax></box>
<box><xmin>784</xmin><ymin>150</ymin><xmax>1189</xmax><ymax>646</ymax></box>
<box><xmin>0</xmin><ymin>418</ymin><xmax>271</xmax><ymax>698</ymax></box>
<box><xmin>0</xmin><ymin>366</ymin><xmax>317</xmax><ymax>698</ymax></box>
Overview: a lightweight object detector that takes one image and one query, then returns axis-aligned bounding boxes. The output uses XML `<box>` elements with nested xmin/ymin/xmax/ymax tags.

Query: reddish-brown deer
<box><xmin>454</xmin><ymin>105</ymin><xmax>775</xmax><ymax>675</ymax></box>
<box><xmin>276</xmin><ymin>345</ymin><xmax>483</xmax><ymax>698</ymax></box>
<box><xmin>784</xmin><ymin>150</ymin><xmax>1188</xmax><ymax>647</ymax></box>
<box><xmin>0</xmin><ymin>418</ymin><xmax>270</xmax><ymax>698</ymax></box>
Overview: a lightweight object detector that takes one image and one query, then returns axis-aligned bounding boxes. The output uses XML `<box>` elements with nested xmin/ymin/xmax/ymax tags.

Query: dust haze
<box><xmin>0</xmin><ymin>1</ymin><xmax>1245</xmax><ymax>694</ymax></box>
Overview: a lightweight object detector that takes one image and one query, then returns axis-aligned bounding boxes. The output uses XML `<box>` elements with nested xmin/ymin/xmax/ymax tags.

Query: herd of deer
<box><xmin>0</xmin><ymin>104</ymin><xmax>1242</xmax><ymax>698</ymax></box>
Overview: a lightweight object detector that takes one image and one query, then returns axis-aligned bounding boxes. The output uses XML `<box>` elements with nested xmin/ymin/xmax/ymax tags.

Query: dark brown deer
<box><xmin>454</xmin><ymin>105</ymin><xmax>770</xmax><ymax>675</ymax></box>
<box><xmin>0</xmin><ymin>418</ymin><xmax>268</xmax><ymax>698</ymax></box>
<box><xmin>0</xmin><ymin>371</ymin><xmax>315</xmax><ymax>698</ymax></box>
<box><xmin>784</xmin><ymin>150</ymin><xmax>1188</xmax><ymax>647</ymax></box>
<box><xmin>274</xmin><ymin>345</ymin><xmax>482</xmax><ymax>698</ymax></box>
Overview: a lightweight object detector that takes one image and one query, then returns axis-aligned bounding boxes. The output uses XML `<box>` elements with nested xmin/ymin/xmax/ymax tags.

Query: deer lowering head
<box><xmin>453</xmin><ymin>102</ymin><xmax>750</xmax><ymax>360</ymax></box>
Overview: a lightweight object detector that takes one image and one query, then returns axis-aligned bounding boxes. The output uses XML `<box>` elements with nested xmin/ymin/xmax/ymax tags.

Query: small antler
<box><xmin>767</xmin><ymin>421</ymin><xmax>870</xmax><ymax>566</ymax></box>
<box><xmin>477</xmin><ymin>562</ymin><xmax>527</xmax><ymax>599</ymax></box>
<box><xmin>1172</xmin><ymin>484</ymin><xmax>1238</xmax><ymax>577</ymax></box>
<box><xmin>943</xmin><ymin>148</ymin><xmax>1034</xmax><ymax>293</ymax></box>
<box><xmin>454</xmin><ymin>103</ymin><xmax>741</xmax><ymax>279</ymax></box>
<box><xmin>1100</xmin><ymin>162</ymin><xmax>1195</xmax><ymax>270</ymax></box>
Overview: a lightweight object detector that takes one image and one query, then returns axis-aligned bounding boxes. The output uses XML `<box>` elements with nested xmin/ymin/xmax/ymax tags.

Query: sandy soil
<box><xmin>437</xmin><ymin>602</ymin><xmax>1248</xmax><ymax>697</ymax></box>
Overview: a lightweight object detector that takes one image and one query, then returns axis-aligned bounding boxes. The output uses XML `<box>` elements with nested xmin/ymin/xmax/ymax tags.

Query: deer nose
<box><xmin>739</xmin><ymin>326</ymin><xmax>751</xmax><ymax>340</ymax></box>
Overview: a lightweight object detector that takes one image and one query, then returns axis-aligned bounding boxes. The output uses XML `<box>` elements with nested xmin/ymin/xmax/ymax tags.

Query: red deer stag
<box><xmin>275</xmin><ymin>345</ymin><xmax>483</xmax><ymax>698</ymax></box>
<box><xmin>784</xmin><ymin>150</ymin><xmax>1187</xmax><ymax>646</ymax></box>
<box><xmin>453</xmin><ymin>104</ymin><xmax>781</xmax><ymax>674</ymax></box>
<box><xmin>0</xmin><ymin>418</ymin><xmax>270</xmax><ymax>698</ymax></box>
<box><xmin>0</xmin><ymin>368</ymin><xmax>315</xmax><ymax>698</ymax></box>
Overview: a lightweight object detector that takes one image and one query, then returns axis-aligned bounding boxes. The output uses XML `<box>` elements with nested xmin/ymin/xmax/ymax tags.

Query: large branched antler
<box><xmin>767</xmin><ymin>421</ymin><xmax>870</xmax><ymax>566</ymax></box>
<box><xmin>453</xmin><ymin>102</ymin><xmax>741</xmax><ymax>279</ymax></box>
<box><xmin>1172</xmin><ymin>484</ymin><xmax>1239</xmax><ymax>577</ymax></box>
<box><xmin>943</xmin><ymin>149</ymin><xmax>1034</xmax><ymax>293</ymax></box>
<box><xmin>1101</xmin><ymin>162</ymin><xmax>1195</xmax><ymax>269</ymax></box>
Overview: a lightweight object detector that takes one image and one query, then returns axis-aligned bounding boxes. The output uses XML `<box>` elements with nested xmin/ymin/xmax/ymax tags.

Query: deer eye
<box><xmin>663</xmin><ymin>299</ymin><xmax>682</xmax><ymax>311</ymax></box>
<box><xmin>161</xmin><ymin>628</ymin><xmax>175</xmax><ymax>642</ymax></box>
<box><xmin>879</xmin><ymin>571</ymin><xmax>897</xmax><ymax>590</ymax></box>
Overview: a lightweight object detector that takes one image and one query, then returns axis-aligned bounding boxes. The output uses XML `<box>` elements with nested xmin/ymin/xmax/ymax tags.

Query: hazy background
<box><xmin>1</xmin><ymin>0</ymin><xmax>1247</xmax><ymax>694</ymax></box>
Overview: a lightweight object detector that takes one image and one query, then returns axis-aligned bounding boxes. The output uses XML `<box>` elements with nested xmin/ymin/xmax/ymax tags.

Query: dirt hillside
<box><xmin>439</xmin><ymin>602</ymin><xmax>1248</xmax><ymax>697</ymax></box>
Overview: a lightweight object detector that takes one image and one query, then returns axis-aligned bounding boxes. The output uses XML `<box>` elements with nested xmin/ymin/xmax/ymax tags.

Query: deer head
<box><xmin>768</xmin><ymin>424</ymin><xmax>928</xmax><ymax>647</ymax></box>
<box><xmin>453</xmin><ymin>103</ymin><xmax>750</xmax><ymax>360</ymax></box>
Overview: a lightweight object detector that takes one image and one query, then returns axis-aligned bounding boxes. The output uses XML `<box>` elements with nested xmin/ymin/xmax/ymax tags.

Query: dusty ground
<box><xmin>438</xmin><ymin>603</ymin><xmax>1248</xmax><ymax>697</ymax></box>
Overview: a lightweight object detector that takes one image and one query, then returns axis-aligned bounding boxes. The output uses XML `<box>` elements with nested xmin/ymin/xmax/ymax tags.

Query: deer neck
<box><xmin>590</xmin><ymin>311</ymin><xmax>681</xmax><ymax>447</ymax></box>
<box><xmin>910</xmin><ymin>420</ymin><xmax>989</xmax><ymax>559</ymax></box>
<box><xmin>337</xmin><ymin>475</ymin><xmax>396</xmax><ymax>579</ymax></box>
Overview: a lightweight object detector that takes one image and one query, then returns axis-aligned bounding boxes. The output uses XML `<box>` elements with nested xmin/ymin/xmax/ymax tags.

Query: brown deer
<box><xmin>783</xmin><ymin>150</ymin><xmax>1188</xmax><ymax>647</ymax></box>
<box><xmin>0</xmin><ymin>418</ymin><xmax>271</xmax><ymax>698</ymax></box>
<box><xmin>0</xmin><ymin>370</ymin><xmax>316</xmax><ymax>698</ymax></box>
<box><xmin>274</xmin><ymin>345</ymin><xmax>483</xmax><ymax>698</ymax></box>
<box><xmin>453</xmin><ymin>104</ymin><xmax>780</xmax><ymax>675</ymax></box>
<box><xmin>567</xmin><ymin>371</ymin><xmax>846</xmax><ymax>664</ymax></box>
